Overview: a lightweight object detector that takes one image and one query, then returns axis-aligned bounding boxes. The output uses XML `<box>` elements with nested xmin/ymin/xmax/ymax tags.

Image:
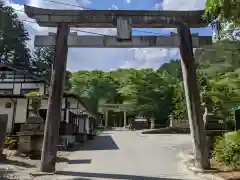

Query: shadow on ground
<box><xmin>56</xmin><ymin>157</ymin><xmax>70</xmax><ymax>163</ymax></box>
<box><xmin>68</xmin><ymin>159</ymin><xmax>92</xmax><ymax>164</ymax></box>
<box><xmin>79</xmin><ymin>135</ymin><xmax>119</xmax><ymax>151</ymax></box>
<box><xmin>1</xmin><ymin>159</ymin><xmax>36</xmax><ymax>168</ymax></box>
<box><xmin>142</xmin><ymin>128</ymin><xmax>190</xmax><ymax>134</ymax></box>
<box><xmin>56</xmin><ymin>171</ymin><xmax>187</xmax><ymax>180</ymax></box>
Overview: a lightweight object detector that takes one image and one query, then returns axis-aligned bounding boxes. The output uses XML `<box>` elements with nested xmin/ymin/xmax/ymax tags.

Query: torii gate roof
<box><xmin>24</xmin><ymin>5</ymin><xmax>208</xmax><ymax>28</ymax></box>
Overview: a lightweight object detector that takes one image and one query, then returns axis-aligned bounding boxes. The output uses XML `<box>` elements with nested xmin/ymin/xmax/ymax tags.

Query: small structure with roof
<box><xmin>0</xmin><ymin>64</ymin><xmax>96</xmax><ymax>147</ymax></box>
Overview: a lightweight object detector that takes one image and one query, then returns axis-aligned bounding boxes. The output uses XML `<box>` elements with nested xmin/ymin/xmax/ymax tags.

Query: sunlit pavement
<box><xmin>56</xmin><ymin>131</ymin><xmax>202</xmax><ymax>180</ymax></box>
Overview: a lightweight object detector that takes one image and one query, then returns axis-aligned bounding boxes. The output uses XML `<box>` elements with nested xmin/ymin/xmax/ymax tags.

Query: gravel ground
<box><xmin>0</xmin><ymin>149</ymin><xmax>71</xmax><ymax>180</ymax></box>
<box><xmin>0</xmin><ymin>132</ymin><xmax>198</xmax><ymax>180</ymax></box>
<box><xmin>54</xmin><ymin>131</ymin><xmax>202</xmax><ymax>180</ymax></box>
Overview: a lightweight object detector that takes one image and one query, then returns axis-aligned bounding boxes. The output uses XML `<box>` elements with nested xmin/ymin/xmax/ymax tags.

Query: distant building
<box><xmin>0</xmin><ymin>64</ymin><xmax>96</xmax><ymax>140</ymax></box>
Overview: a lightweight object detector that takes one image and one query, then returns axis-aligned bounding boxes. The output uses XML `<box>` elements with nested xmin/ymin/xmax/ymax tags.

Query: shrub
<box><xmin>8</xmin><ymin>139</ymin><xmax>18</xmax><ymax>150</ymax></box>
<box><xmin>4</xmin><ymin>137</ymin><xmax>11</xmax><ymax>148</ymax></box>
<box><xmin>212</xmin><ymin>131</ymin><xmax>240</xmax><ymax>168</ymax></box>
<box><xmin>4</xmin><ymin>137</ymin><xmax>18</xmax><ymax>150</ymax></box>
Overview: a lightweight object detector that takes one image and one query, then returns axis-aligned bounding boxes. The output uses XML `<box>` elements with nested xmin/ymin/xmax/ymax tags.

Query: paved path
<box><xmin>56</xmin><ymin>131</ymin><xmax>202</xmax><ymax>180</ymax></box>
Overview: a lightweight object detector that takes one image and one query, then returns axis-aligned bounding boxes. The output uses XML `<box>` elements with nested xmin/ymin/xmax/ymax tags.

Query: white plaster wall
<box><xmin>2</xmin><ymin>78</ymin><xmax>37</xmax><ymax>82</ymax></box>
<box><xmin>40</xmin><ymin>99</ymin><xmax>66</xmax><ymax>109</ymax></box>
<box><xmin>66</xmin><ymin>109</ymin><xmax>70</xmax><ymax>123</ymax></box>
<box><xmin>0</xmin><ymin>83</ymin><xmax>13</xmax><ymax>89</ymax></box>
<box><xmin>0</xmin><ymin>98</ymin><xmax>14</xmax><ymax>133</ymax></box>
<box><xmin>61</xmin><ymin>110</ymin><xmax>64</xmax><ymax>121</ymax></box>
<box><xmin>78</xmin><ymin>118</ymin><xmax>84</xmax><ymax>133</ymax></box>
<box><xmin>15</xmin><ymin>99</ymin><xmax>28</xmax><ymax>123</ymax></box>
<box><xmin>68</xmin><ymin>98</ymin><xmax>86</xmax><ymax>115</ymax></box>
<box><xmin>21</xmin><ymin>83</ymin><xmax>45</xmax><ymax>94</ymax></box>
<box><xmin>13</xmin><ymin>84</ymin><xmax>21</xmax><ymax>94</ymax></box>
<box><xmin>69</xmin><ymin>98</ymin><xmax>78</xmax><ymax>109</ymax></box>
<box><xmin>85</xmin><ymin>118</ymin><xmax>90</xmax><ymax>133</ymax></box>
<box><xmin>0</xmin><ymin>82</ymin><xmax>46</xmax><ymax>95</ymax></box>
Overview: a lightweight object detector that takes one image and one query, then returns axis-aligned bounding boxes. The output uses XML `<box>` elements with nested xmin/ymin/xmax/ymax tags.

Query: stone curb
<box><xmin>178</xmin><ymin>152</ymin><xmax>225</xmax><ymax>180</ymax></box>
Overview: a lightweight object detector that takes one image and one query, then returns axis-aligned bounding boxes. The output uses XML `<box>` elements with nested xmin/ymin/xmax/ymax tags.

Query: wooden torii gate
<box><xmin>100</xmin><ymin>104</ymin><xmax>135</xmax><ymax>128</ymax></box>
<box><xmin>24</xmin><ymin>5</ymin><xmax>212</xmax><ymax>172</ymax></box>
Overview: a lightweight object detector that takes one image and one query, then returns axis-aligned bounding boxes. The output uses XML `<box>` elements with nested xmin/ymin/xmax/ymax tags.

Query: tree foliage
<box><xmin>205</xmin><ymin>0</ymin><xmax>240</xmax><ymax>26</ymax></box>
<box><xmin>196</xmin><ymin>40</ymin><xmax>240</xmax><ymax>122</ymax></box>
<box><xmin>70</xmin><ymin>61</ymin><xmax>183</xmax><ymax>125</ymax></box>
<box><xmin>204</xmin><ymin>0</ymin><xmax>240</xmax><ymax>42</ymax></box>
<box><xmin>0</xmin><ymin>1</ymin><xmax>31</xmax><ymax>69</ymax></box>
<box><xmin>32</xmin><ymin>46</ymin><xmax>72</xmax><ymax>90</ymax></box>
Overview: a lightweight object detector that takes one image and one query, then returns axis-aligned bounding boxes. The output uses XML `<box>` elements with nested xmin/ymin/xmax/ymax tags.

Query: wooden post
<box><xmin>105</xmin><ymin>111</ymin><xmax>108</xmax><ymax>128</ymax></box>
<box><xmin>123</xmin><ymin>110</ymin><xmax>127</xmax><ymax>127</ymax></box>
<box><xmin>40</xmin><ymin>23</ymin><xmax>69</xmax><ymax>172</ymax></box>
<box><xmin>178</xmin><ymin>23</ymin><xmax>210</xmax><ymax>170</ymax></box>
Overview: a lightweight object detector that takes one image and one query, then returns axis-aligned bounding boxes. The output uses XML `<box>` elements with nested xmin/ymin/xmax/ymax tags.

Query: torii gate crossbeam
<box><xmin>34</xmin><ymin>34</ymin><xmax>212</xmax><ymax>48</ymax></box>
<box><xmin>24</xmin><ymin>5</ymin><xmax>211</xmax><ymax>172</ymax></box>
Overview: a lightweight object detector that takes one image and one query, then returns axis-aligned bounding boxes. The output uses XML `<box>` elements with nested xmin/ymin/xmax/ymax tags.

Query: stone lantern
<box><xmin>17</xmin><ymin>92</ymin><xmax>45</xmax><ymax>158</ymax></box>
<box><xmin>150</xmin><ymin>116</ymin><xmax>155</xmax><ymax>129</ymax></box>
<box><xmin>202</xmin><ymin>96</ymin><xmax>226</xmax><ymax>158</ymax></box>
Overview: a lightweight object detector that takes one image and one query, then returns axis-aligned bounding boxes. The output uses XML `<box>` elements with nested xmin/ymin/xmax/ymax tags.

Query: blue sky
<box><xmin>7</xmin><ymin>0</ymin><xmax>212</xmax><ymax>72</ymax></box>
<box><xmin>14</xmin><ymin>0</ymin><xmax>162</xmax><ymax>10</ymax></box>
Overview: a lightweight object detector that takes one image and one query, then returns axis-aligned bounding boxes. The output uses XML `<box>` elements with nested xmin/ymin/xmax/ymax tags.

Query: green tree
<box><xmin>70</xmin><ymin>67</ymin><xmax>179</xmax><ymax>126</ymax></box>
<box><xmin>32</xmin><ymin>47</ymin><xmax>55</xmax><ymax>81</ymax></box>
<box><xmin>204</xmin><ymin>0</ymin><xmax>240</xmax><ymax>41</ymax></box>
<box><xmin>70</xmin><ymin>70</ymin><xmax>120</xmax><ymax>114</ymax></box>
<box><xmin>32</xmin><ymin>46</ymin><xmax>72</xmax><ymax>90</ymax></box>
<box><xmin>205</xmin><ymin>0</ymin><xmax>240</xmax><ymax>26</ymax></box>
<box><xmin>0</xmin><ymin>1</ymin><xmax>31</xmax><ymax>69</ymax></box>
<box><xmin>196</xmin><ymin>39</ymin><xmax>240</xmax><ymax>122</ymax></box>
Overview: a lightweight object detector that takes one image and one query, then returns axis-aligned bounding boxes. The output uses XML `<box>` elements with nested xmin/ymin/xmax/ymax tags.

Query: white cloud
<box><xmin>109</xmin><ymin>4</ymin><xmax>119</xmax><ymax>10</ymax></box>
<box><xmin>121</xmin><ymin>48</ymin><xmax>179</xmax><ymax>69</ymax></box>
<box><xmin>161</xmin><ymin>0</ymin><xmax>206</xmax><ymax>10</ymax></box>
<box><xmin>4</xmin><ymin>0</ymin><xmax>188</xmax><ymax>72</ymax></box>
<box><xmin>124</xmin><ymin>0</ymin><xmax>132</xmax><ymax>4</ymax></box>
<box><xmin>78</xmin><ymin>0</ymin><xmax>92</xmax><ymax>7</ymax></box>
<box><xmin>154</xmin><ymin>3</ymin><xmax>161</xmax><ymax>10</ymax></box>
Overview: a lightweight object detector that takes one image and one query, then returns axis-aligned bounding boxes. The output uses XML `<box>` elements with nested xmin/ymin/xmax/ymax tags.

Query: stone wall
<box><xmin>170</xmin><ymin>119</ymin><xmax>189</xmax><ymax>129</ymax></box>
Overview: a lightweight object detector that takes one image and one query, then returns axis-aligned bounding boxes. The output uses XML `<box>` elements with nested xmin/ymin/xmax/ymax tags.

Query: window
<box><xmin>20</xmin><ymin>88</ymin><xmax>39</xmax><ymax>95</ymax></box>
<box><xmin>0</xmin><ymin>89</ymin><xmax>13</xmax><ymax>95</ymax></box>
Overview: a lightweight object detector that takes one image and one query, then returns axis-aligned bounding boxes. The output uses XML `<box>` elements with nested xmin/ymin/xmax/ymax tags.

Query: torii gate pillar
<box><xmin>40</xmin><ymin>23</ymin><xmax>69</xmax><ymax>172</ymax></box>
<box><xmin>123</xmin><ymin>110</ymin><xmax>127</xmax><ymax>128</ymax></box>
<box><xmin>105</xmin><ymin>110</ymin><xmax>108</xmax><ymax>128</ymax></box>
<box><xmin>178</xmin><ymin>23</ymin><xmax>209</xmax><ymax>169</ymax></box>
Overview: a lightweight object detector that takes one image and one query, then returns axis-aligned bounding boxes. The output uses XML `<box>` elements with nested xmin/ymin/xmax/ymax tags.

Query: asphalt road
<box><xmin>56</xmin><ymin>130</ymin><xmax>202</xmax><ymax>180</ymax></box>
